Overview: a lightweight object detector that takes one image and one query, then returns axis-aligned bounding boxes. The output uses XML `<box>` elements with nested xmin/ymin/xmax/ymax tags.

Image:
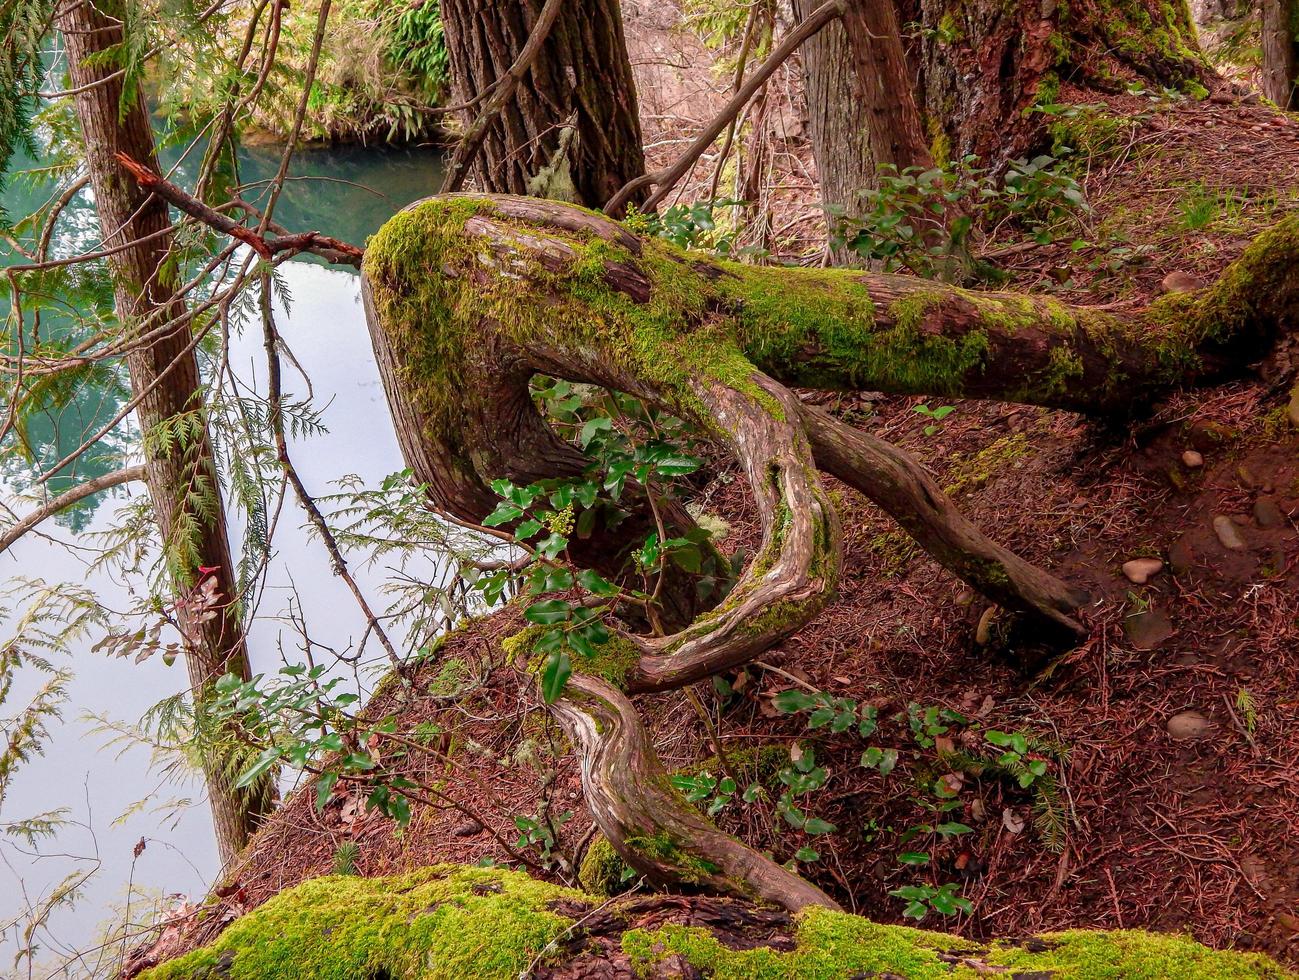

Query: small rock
<box><xmin>1122</xmin><ymin>557</ymin><xmax>1164</xmax><ymax>585</ymax></box>
<box><xmin>1212</xmin><ymin>514</ymin><xmax>1248</xmax><ymax>551</ymax></box>
<box><xmin>1253</xmin><ymin>497</ymin><xmax>1285</xmax><ymax>529</ymax></box>
<box><xmin>1124</xmin><ymin>609</ymin><xmax>1174</xmax><ymax>650</ymax></box>
<box><xmin>1181</xmin><ymin>450</ymin><xmax>1204</xmax><ymax>468</ymax></box>
<box><xmin>1161</xmin><ymin>270</ymin><xmax>1203</xmax><ymax>293</ymax></box>
<box><xmin>1002</xmin><ymin>808</ymin><xmax>1026</xmax><ymax>834</ymax></box>
<box><xmin>974</xmin><ymin>606</ymin><xmax>997</xmax><ymax>646</ymax></box>
<box><xmin>1168</xmin><ymin>537</ymin><xmax>1194</xmax><ymax>576</ymax></box>
<box><xmin>1166</xmin><ymin>710</ymin><xmax>1215</xmax><ymax>740</ymax></box>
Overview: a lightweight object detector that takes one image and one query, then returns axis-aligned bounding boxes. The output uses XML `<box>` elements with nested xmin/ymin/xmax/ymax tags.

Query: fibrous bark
<box><xmin>361</xmin><ymin>193</ymin><xmax>1295</xmax><ymax>909</ymax></box>
<box><xmin>59</xmin><ymin>0</ymin><xmax>274</xmax><ymax>863</ymax></box>
<box><xmin>793</xmin><ymin>0</ymin><xmax>936</xmax><ymax>265</ymax></box>
<box><xmin>439</xmin><ymin>0</ymin><xmax>646</xmax><ymax>211</ymax></box>
<box><xmin>900</xmin><ymin>0</ymin><xmax>1210</xmax><ymax>163</ymax></box>
<box><xmin>1262</xmin><ymin>0</ymin><xmax>1299</xmax><ymax>109</ymax></box>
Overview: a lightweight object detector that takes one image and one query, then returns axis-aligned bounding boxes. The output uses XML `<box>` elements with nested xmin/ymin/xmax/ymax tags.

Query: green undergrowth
<box><xmin>139</xmin><ymin>865</ymin><xmax>1290</xmax><ymax>979</ymax></box>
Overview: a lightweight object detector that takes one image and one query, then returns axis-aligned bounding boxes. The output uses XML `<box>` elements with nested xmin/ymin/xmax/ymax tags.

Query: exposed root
<box><xmin>550</xmin><ymin>673</ymin><xmax>841</xmax><ymax>912</ymax></box>
<box><xmin>801</xmin><ymin>403</ymin><xmax>1088</xmax><ymax>637</ymax></box>
<box><xmin>358</xmin><ymin>191</ymin><xmax>1299</xmax><ymax>906</ymax></box>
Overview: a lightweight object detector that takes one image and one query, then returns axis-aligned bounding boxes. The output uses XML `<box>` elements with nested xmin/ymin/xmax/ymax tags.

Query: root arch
<box><xmin>362</xmin><ymin>193</ymin><xmax>1295</xmax><ymax>910</ymax></box>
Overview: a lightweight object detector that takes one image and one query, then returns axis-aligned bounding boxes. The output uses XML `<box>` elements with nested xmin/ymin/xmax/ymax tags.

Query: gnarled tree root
<box><xmin>551</xmin><ymin>674</ymin><xmax>840</xmax><ymax>911</ymax></box>
<box><xmin>360</xmin><ymin>192</ymin><xmax>1294</xmax><ymax>910</ymax></box>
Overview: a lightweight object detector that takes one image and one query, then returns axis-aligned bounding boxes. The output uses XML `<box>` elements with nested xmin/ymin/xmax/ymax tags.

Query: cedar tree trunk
<box><xmin>1262</xmin><ymin>0</ymin><xmax>1299</xmax><ymax>108</ymax></box>
<box><xmin>440</xmin><ymin>0</ymin><xmax>647</xmax><ymax>210</ymax></box>
<box><xmin>59</xmin><ymin>0</ymin><xmax>274</xmax><ymax>864</ymax></box>
<box><xmin>899</xmin><ymin>0</ymin><xmax>1210</xmax><ymax>163</ymax></box>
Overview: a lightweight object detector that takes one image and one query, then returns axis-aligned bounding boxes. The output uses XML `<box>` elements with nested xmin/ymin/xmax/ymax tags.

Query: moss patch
<box><xmin>577</xmin><ymin>834</ymin><xmax>632</xmax><ymax>897</ymax></box>
<box><xmin>139</xmin><ymin>865</ymin><xmax>578</xmax><ymax>980</ymax></box>
<box><xmin>622</xmin><ymin>907</ymin><xmax>1291</xmax><ymax>979</ymax></box>
<box><xmin>144</xmin><ymin>866</ymin><xmax>1291</xmax><ymax>979</ymax></box>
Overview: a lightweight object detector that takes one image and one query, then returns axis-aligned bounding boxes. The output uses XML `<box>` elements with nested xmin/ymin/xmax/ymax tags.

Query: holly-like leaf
<box><xmin>540</xmin><ymin>650</ymin><xmax>572</xmax><ymax>703</ymax></box>
<box><xmin>524</xmin><ymin>599</ymin><xmax>572</xmax><ymax>625</ymax></box>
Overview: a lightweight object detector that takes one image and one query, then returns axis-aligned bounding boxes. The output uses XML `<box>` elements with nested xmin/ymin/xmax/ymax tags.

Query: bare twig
<box><xmin>257</xmin><ymin>275</ymin><xmax>404</xmax><ymax>676</ymax></box>
<box><xmin>113</xmin><ymin>153</ymin><xmax>364</xmax><ymax>267</ymax></box>
<box><xmin>0</xmin><ymin>465</ymin><xmax>146</xmax><ymax>555</ymax></box>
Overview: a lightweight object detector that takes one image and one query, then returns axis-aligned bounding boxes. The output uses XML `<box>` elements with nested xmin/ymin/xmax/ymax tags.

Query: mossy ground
<box><xmin>140</xmin><ymin>865</ymin><xmax>1290</xmax><ymax>979</ymax></box>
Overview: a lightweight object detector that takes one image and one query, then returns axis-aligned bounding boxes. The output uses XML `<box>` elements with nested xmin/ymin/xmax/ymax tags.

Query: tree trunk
<box><xmin>793</xmin><ymin>0</ymin><xmax>934</xmax><ymax>265</ymax></box>
<box><xmin>58</xmin><ymin>0</ymin><xmax>274</xmax><ymax>864</ymax></box>
<box><xmin>897</xmin><ymin>0</ymin><xmax>1210</xmax><ymax>164</ymax></box>
<box><xmin>1262</xmin><ymin>0</ymin><xmax>1299</xmax><ymax>108</ymax></box>
<box><xmin>791</xmin><ymin>0</ymin><xmax>877</xmax><ymax>263</ymax></box>
<box><xmin>439</xmin><ymin>0</ymin><xmax>647</xmax><ymax>211</ymax></box>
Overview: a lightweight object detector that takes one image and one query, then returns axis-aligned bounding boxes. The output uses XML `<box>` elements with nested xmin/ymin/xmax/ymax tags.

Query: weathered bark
<box><xmin>898</xmin><ymin>0</ymin><xmax>1210</xmax><ymax>163</ymax></box>
<box><xmin>439</xmin><ymin>0</ymin><xmax>646</xmax><ymax>211</ymax></box>
<box><xmin>59</xmin><ymin>0</ymin><xmax>274</xmax><ymax>863</ymax></box>
<box><xmin>800</xmin><ymin>405</ymin><xmax>1088</xmax><ymax>637</ymax></box>
<box><xmin>791</xmin><ymin>0</ymin><xmax>877</xmax><ymax>263</ymax></box>
<box><xmin>551</xmin><ymin>675</ymin><xmax>839</xmax><ymax>910</ymax></box>
<box><xmin>839</xmin><ymin>0</ymin><xmax>933</xmax><ymax>175</ymax></box>
<box><xmin>361</xmin><ymin>193</ymin><xmax>1295</xmax><ymax>906</ymax></box>
<box><xmin>1262</xmin><ymin>0</ymin><xmax>1299</xmax><ymax>108</ymax></box>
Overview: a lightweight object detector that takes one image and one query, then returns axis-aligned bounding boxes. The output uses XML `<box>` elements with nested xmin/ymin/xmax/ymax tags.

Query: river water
<box><xmin>1</xmin><ymin>139</ymin><xmax>448</xmax><ymax>972</ymax></box>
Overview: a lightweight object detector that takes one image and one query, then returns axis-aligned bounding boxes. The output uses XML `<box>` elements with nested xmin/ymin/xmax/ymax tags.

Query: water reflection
<box><xmin>1</xmin><ymin>135</ymin><xmax>446</xmax><ymax>964</ymax></box>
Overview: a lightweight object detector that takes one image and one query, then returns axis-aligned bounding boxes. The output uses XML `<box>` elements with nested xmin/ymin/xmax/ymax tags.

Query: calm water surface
<box><xmin>1</xmin><ymin>139</ymin><xmax>447</xmax><ymax>969</ymax></box>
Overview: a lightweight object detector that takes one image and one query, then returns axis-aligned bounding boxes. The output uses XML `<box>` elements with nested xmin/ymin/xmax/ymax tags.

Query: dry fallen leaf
<box><xmin>1002</xmin><ymin>807</ymin><xmax>1026</xmax><ymax>834</ymax></box>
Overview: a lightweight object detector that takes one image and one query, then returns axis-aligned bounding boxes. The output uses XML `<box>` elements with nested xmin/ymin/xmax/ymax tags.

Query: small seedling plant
<box><xmin>472</xmin><ymin>380</ymin><xmax>735</xmax><ymax>703</ymax></box>
<box><xmin>768</xmin><ymin>687</ymin><xmax>1071</xmax><ymax>921</ymax></box>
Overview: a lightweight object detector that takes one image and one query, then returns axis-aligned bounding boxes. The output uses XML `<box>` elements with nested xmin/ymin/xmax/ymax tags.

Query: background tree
<box><xmin>902</xmin><ymin>0</ymin><xmax>1208</xmax><ymax>163</ymax></box>
<box><xmin>57</xmin><ymin>0</ymin><xmax>274</xmax><ymax>863</ymax></box>
<box><xmin>438</xmin><ymin>0</ymin><xmax>647</xmax><ymax>210</ymax></box>
<box><xmin>1262</xmin><ymin>0</ymin><xmax>1299</xmax><ymax>107</ymax></box>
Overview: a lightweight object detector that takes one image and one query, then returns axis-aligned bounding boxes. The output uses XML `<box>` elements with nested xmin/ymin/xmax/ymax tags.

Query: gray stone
<box><xmin>1212</xmin><ymin>515</ymin><xmax>1248</xmax><ymax>551</ymax></box>
<box><xmin>1166</xmin><ymin>710</ymin><xmax>1215</xmax><ymax>740</ymax></box>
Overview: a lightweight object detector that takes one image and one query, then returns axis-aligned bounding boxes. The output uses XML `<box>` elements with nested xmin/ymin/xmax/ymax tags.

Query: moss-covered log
<box><xmin>135</xmin><ymin>864</ymin><xmax>1290</xmax><ymax>979</ymax></box>
<box><xmin>360</xmin><ymin>193</ymin><xmax>1295</xmax><ymax>907</ymax></box>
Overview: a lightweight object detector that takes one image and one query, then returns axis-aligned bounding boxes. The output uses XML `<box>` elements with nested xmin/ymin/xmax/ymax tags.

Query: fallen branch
<box><xmin>604</xmin><ymin>0</ymin><xmax>844</xmax><ymax>215</ymax></box>
<box><xmin>114</xmin><ymin>153</ymin><xmax>364</xmax><ymax>268</ymax></box>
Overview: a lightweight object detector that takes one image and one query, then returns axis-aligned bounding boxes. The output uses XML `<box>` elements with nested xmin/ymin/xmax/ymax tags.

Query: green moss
<box><xmin>140</xmin><ymin>867</ymin><xmax>1290</xmax><ymax>979</ymax></box>
<box><xmin>945</xmin><ymin>433</ymin><xmax>1033</xmax><ymax>497</ymax></box>
<box><xmin>624</xmin><ymin>831</ymin><xmax>720</xmax><ymax>884</ymax></box>
<box><xmin>139</xmin><ymin>865</ymin><xmax>578</xmax><ymax>980</ymax></box>
<box><xmin>578</xmin><ymin>834</ymin><xmax>633</xmax><ymax>897</ymax></box>
<box><xmin>620</xmin><ymin>907</ymin><xmax>1288</xmax><ymax>979</ymax></box>
<box><xmin>675</xmin><ymin>743</ymin><xmax>789</xmax><ymax>784</ymax></box>
<box><xmin>507</xmin><ymin>624</ymin><xmax>642</xmax><ymax>690</ymax></box>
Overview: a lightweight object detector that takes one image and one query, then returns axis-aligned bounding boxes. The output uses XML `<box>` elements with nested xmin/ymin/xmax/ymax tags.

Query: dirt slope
<box><xmin>136</xmin><ymin>87</ymin><xmax>1299</xmax><ymax>974</ymax></box>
